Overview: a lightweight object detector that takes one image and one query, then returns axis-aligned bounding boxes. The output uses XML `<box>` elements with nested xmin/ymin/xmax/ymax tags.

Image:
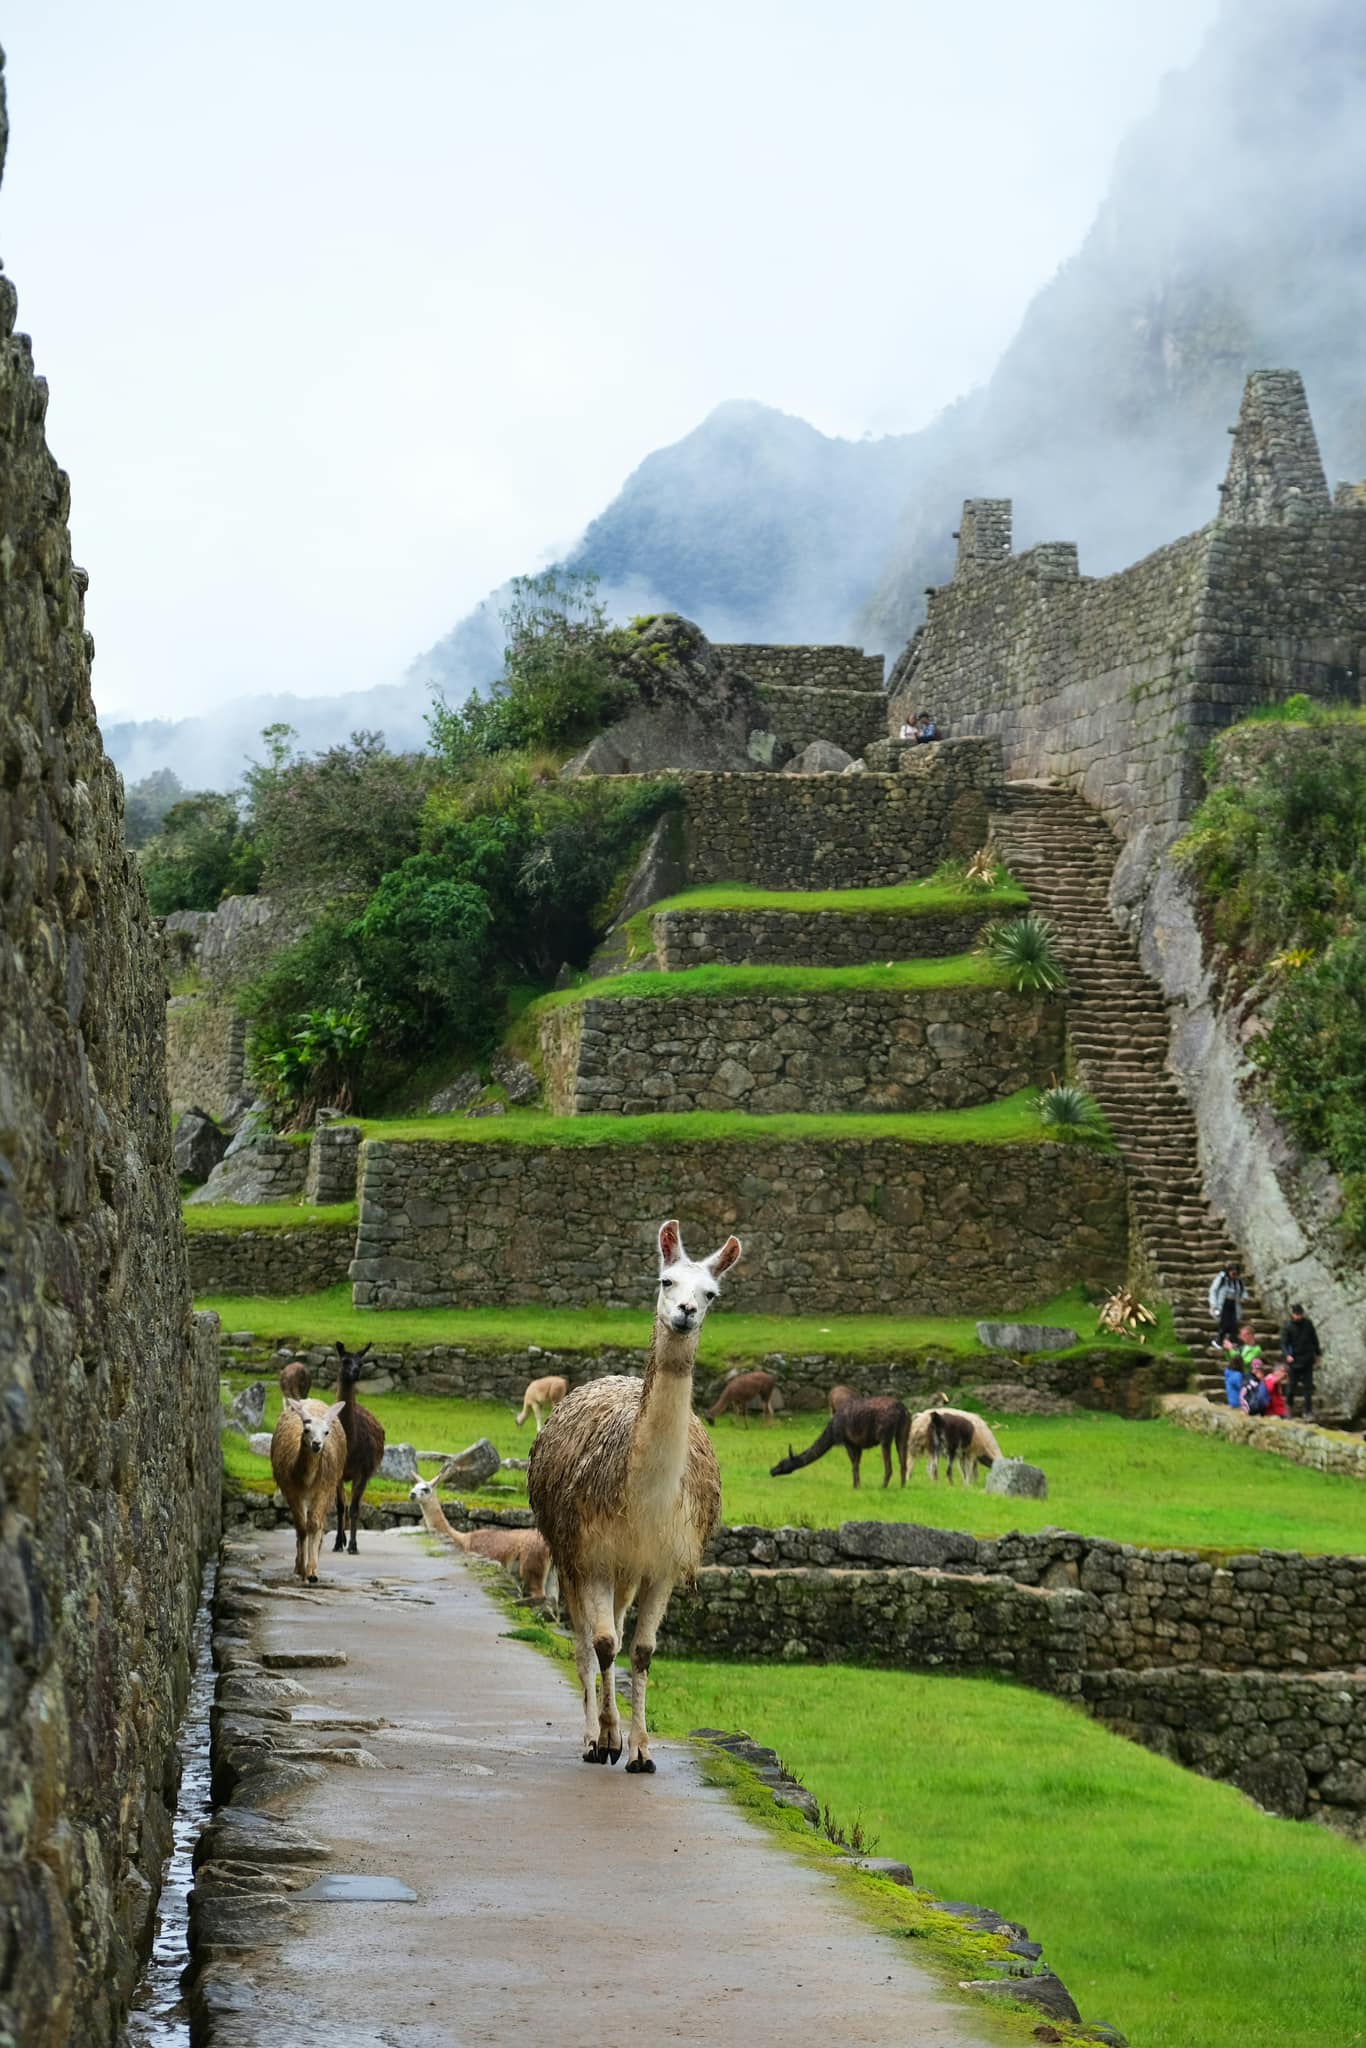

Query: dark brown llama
<box><xmin>704</xmin><ymin>1369</ymin><xmax>778</xmax><ymax>1426</ymax></box>
<box><xmin>279</xmin><ymin>1359</ymin><xmax>312</xmax><ymax>1401</ymax></box>
<box><xmin>330</xmin><ymin>1341</ymin><xmax>386</xmax><ymax>1554</ymax></box>
<box><xmin>770</xmin><ymin>1394</ymin><xmax>909</xmax><ymax>1490</ymax></box>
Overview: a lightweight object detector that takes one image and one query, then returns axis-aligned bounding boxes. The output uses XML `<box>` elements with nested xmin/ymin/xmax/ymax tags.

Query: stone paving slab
<box><xmin>204</xmin><ymin>1529</ymin><xmax>1004</xmax><ymax>2048</ymax></box>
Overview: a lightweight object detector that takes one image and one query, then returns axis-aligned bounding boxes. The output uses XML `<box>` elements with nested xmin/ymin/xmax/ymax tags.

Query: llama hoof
<box><xmin>625</xmin><ymin>1755</ymin><xmax>656</xmax><ymax>1774</ymax></box>
<box><xmin>347</xmin><ymin>1540</ymin><xmax>359</xmax><ymax>1555</ymax></box>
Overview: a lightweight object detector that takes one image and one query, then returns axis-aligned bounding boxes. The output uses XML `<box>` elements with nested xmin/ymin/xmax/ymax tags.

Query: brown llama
<box><xmin>770</xmin><ymin>1394</ymin><xmax>909</xmax><ymax>1490</ymax></box>
<box><xmin>278</xmin><ymin>1359</ymin><xmax>312</xmax><ymax>1401</ymax></box>
<box><xmin>528</xmin><ymin>1220</ymin><xmax>741</xmax><ymax>1774</ymax></box>
<box><xmin>329</xmin><ymin>1341</ymin><xmax>386</xmax><ymax>1554</ymax></box>
<box><xmin>927</xmin><ymin>1407</ymin><xmax>1003</xmax><ymax>1486</ymax></box>
<box><xmin>515</xmin><ymin>1373</ymin><xmax>569</xmax><ymax>1432</ymax></box>
<box><xmin>705</xmin><ymin>1368</ymin><xmax>778</xmax><ymax>1427</ymax></box>
<box><xmin>828</xmin><ymin>1383</ymin><xmax>854</xmax><ymax>1412</ymax></box>
<box><xmin>271</xmin><ymin>1399</ymin><xmax>347</xmax><ymax>1582</ymax></box>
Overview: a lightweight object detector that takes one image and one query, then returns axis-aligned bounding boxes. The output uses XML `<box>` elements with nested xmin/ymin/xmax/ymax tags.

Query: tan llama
<box><xmin>515</xmin><ymin>1373</ymin><xmax>569</xmax><ymax>1432</ymax></box>
<box><xmin>528</xmin><ymin>1219</ymin><xmax>741</xmax><ymax>1774</ymax></box>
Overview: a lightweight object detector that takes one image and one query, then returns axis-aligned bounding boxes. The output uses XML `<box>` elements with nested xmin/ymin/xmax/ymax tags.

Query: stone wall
<box><xmin>675</xmin><ymin>746</ymin><xmax>996</xmax><ymax>888</ymax></box>
<box><xmin>186</xmin><ymin>1134</ymin><xmax>307</xmax><ymax>1208</ymax></box>
<box><xmin>0</xmin><ymin>73</ymin><xmax>223</xmax><ymax>2046</ymax></box>
<box><xmin>892</xmin><ymin>376</ymin><xmax>1366</xmax><ymax>841</ymax></box>
<box><xmin>713</xmin><ymin>644</ymin><xmax>885</xmax><ymax>692</ymax></box>
<box><xmin>304</xmin><ymin>1122</ymin><xmax>361</xmax><ymax>1204</ymax></box>
<box><xmin>350</xmin><ymin>1134</ymin><xmax>1126</xmax><ymax>1312</ymax></box>
<box><xmin>753</xmin><ymin>683</ymin><xmax>888</xmax><ymax>756</ymax></box>
<box><xmin>1160</xmin><ymin>1395</ymin><xmax>1366</xmax><ymax>1479</ymax></box>
<box><xmin>187</xmin><ymin>1223</ymin><xmax>356</xmax><ymax>1297</ymax></box>
<box><xmin>163</xmin><ymin>891</ymin><xmax>278</xmax><ymax>985</ymax></box>
<box><xmin>653</xmin><ymin>905</ymin><xmax>997</xmax><ymax>969</ymax></box>
<box><xmin>540</xmin><ymin>987</ymin><xmax>1064</xmax><ymax>1116</ymax></box>
<box><xmin>166</xmin><ymin>992</ymin><xmax>248</xmax><ymax>1123</ymax></box>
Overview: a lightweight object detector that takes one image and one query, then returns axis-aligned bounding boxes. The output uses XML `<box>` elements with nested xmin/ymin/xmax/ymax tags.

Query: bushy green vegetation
<box><xmin>1176</xmin><ymin>704</ymin><xmax>1366</xmax><ymax>1242</ymax></box>
<box><xmin>139</xmin><ymin>790</ymin><xmax>263</xmax><ymax>914</ymax></box>
<box><xmin>1038</xmin><ymin>1082</ymin><xmax>1105</xmax><ymax>1139</ymax></box>
<box><xmin>198</xmin><ymin>1283</ymin><xmax>1180</xmax><ymax>1360</ymax></box>
<box><xmin>982</xmin><ymin>913</ymin><xmax>1066</xmax><ymax>993</ymax></box>
<box><xmin>648</xmin><ymin>1663</ymin><xmax>1366</xmax><ymax>2048</ymax></box>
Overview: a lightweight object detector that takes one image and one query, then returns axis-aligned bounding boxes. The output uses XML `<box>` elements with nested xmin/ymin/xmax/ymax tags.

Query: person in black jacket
<box><xmin>1281</xmin><ymin>1304</ymin><xmax>1322</xmax><ymax>1421</ymax></box>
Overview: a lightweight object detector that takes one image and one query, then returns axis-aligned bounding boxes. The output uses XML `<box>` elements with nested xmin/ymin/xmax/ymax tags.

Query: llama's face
<box><xmin>655</xmin><ymin>1219</ymin><xmax>742</xmax><ymax>1334</ymax></box>
<box><xmin>410</xmin><ymin>1479</ymin><xmax>435</xmax><ymax>1503</ymax></box>
<box><xmin>335</xmin><ymin>1339</ymin><xmax>374</xmax><ymax>1387</ymax></box>
<box><xmin>286</xmin><ymin>1398</ymin><xmax>345</xmax><ymax>1453</ymax></box>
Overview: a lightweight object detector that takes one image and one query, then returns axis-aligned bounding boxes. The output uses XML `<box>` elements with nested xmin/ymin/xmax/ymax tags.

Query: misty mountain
<box><xmin>104</xmin><ymin>0</ymin><xmax>1366</xmax><ymax>786</ymax></box>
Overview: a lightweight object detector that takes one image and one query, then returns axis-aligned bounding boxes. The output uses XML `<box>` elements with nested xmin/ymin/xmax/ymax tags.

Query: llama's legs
<box><xmin>565</xmin><ymin>1587</ymin><xmax>601</xmax><ymax>1758</ymax></box>
<box><xmin>293</xmin><ymin>1525</ymin><xmax>306</xmax><ymax>1580</ymax></box>
<box><xmin>347</xmin><ymin>1476</ymin><xmax>367</xmax><ymax>1554</ymax></box>
<box><xmin>625</xmin><ymin>1577</ymin><xmax>673</xmax><ymax>1773</ymax></box>
<box><xmin>333</xmin><ymin>1480</ymin><xmax>348</xmax><ymax>1550</ymax></box>
<box><xmin>881</xmin><ymin>1435</ymin><xmax>893</xmax><ymax>1487</ymax></box>
<box><xmin>849</xmin><ymin>1445</ymin><xmax>862</xmax><ymax>1489</ymax></box>
<box><xmin>579</xmin><ymin>1579</ymin><xmax>622</xmax><ymax>1764</ymax></box>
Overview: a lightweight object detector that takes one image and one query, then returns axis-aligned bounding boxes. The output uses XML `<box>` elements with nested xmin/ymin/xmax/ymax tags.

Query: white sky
<box><xmin>2</xmin><ymin>0</ymin><xmax>1217</xmax><ymax>721</ymax></box>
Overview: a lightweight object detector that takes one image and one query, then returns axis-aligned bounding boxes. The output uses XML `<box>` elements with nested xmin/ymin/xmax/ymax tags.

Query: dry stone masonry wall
<box><xmin>712</xmin><ymin>643</ymin><xmax>885</xmax><ymax>692</ymax></box>
<box><xmin>350</xmin><ymin>1135</ymin><xmax>1126</xmax><ymax>1312</ymax></box>
<box><xmin>653</xmin><ymin>905</ymin><xmax>997</xmax><ymax>969</ymax></box>
<box><xmin>166</xmin><ymin>992</ymin><xmax>248</xmax><ymax>1122</ymax></box>
<box><xmin>187</xmin><ymin>1223</ymin><xmax>356</xmax><ymax>1297</ymax></box>
<box><xmin>0</xmin><ymin>64</ymin><xmax>222</xmax><ymax>2042</ymax></box>
<box><xmin>539</xmin><ymin>988</ymin><xmax>1063</xmax><ymax>1115</ymax></box>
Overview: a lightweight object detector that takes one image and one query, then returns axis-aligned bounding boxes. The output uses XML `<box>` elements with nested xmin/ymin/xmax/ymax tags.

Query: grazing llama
<box><xmin>828</xmin><ymin>1383</ymin><xmax>854</xmax><ymax>1413</ymax></box>
<box><xmin>770</xmin><ymin>1394</ymin><xmax>910</xmax><ymax>1490</ymax></box>
<box><xmin>515</xmin><ymin>1373</ymin><xmax>569</xmax><ymax>1432</ymax></box>
<box><xmin>407</xmin><ymin>1480</ymin><xmax>556</xmax><ymax>1600</ymax></box>
<box><xmin>529</xmin><ymin>1219</ymin><xmax>741</xmax><ymax>1774</ymax></box>
<box><xmin>927</xmin><ymin>1407</ymin><xmax>1002</xmax><ymax>1486</ymax></box>
<box><xmin>705</xmin><ymin>1368</ymin><xmax>778</xmax><ymax>1427</ymax></box>
<box><xmin>271</xmin><ymin>1398</ymin><xmax>347</xmax><ymax>1582</ymax></box>
<box><xmin>330</xmin><ymin>1342</ymin><xmax>386</xmax><ymax>1554</ymax></box>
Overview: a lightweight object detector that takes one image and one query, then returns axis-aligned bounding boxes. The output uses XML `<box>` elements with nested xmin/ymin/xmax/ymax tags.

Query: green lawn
<box><xmin>642</xmin><ymin>878</ymin><xmax>1031</xmax><ymax>917</ymax></box>
<box><xmin>201</xmin><ymin>1283</ymin><xmax>1176</xmax><ymax>1360</ymax></box>
<box><xmin>184</xmin><ymin>1201</ymin><xmax>358</xmax><ymax>1233</ymax></box>
<box><xmin>223</xmin><ymin>1382</ymin><xmax>535</xmax><ymax>1504</ymax></box>
<box><xmin>529</xmin><ymin>954</ymin><xmax>1014</xmax><ymax>1012</ymax></box>
<box><xmin>351</xmin><ymin>1088</ymin><xmax>1105</xmax><ymax>1148</ymax></box>
<box><xmin>646</xmin><ymin>1662</ymin><xmax>1366</xmax><ymax>2048</ymax></box>
<box><xmin>223</xmin><ymin>1372</ymin><xmax>1362</xmax><ymax>1555</ymax></box>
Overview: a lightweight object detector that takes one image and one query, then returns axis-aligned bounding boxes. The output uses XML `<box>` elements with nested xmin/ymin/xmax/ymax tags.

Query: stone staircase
<box><xmin>993</xmin><ymin>782</ymin><xmax>1278</xmax><ymax>1367</ymax></box>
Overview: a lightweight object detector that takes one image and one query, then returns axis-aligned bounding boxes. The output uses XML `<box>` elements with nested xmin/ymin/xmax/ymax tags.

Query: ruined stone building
<box><xmin>0</xmin><ymin>54</ymin><xmax>221</xmax><ymax>2047</ymax></box>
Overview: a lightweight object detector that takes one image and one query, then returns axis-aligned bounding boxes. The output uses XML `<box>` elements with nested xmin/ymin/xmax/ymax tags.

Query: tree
<box><xmin>138</xmin><ymin>792</ymin><xmax>260</xmax><ymax>914</ymax></box>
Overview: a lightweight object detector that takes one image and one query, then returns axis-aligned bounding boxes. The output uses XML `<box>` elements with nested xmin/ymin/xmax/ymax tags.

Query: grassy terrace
<box><xmin>183</xmin><ymin>1201</ymin><xmax>358</xmax><ymax>1233</ymax></box>
<box><xmin>200</xmin><ymin>1282</ymin><xmax>1173</xmax><ymax>1358</ymax></box>
<box><xmin>347</xmin><ymin>1088</ymin><xmax>1107</xmax><ymax>1148</ymax></box>
<box><xmin>221</xmin><ymin>1380</ymin><xmax>1362</xmax><ymax>1558</ymax></box>
<box><xmin>529</xmin><ymin>954</ymin><xmax>1012</xmax><ymax>1011</ymax></box>
<box><xmin>648</xmin><ymin>1664</ymin><xmax>1366</xmax><ymax>2048</ymax></box>
<box><xmin>641</xmin><ymin>878</ymin><xmax>1030</xmax><ymax>917</ymax></box>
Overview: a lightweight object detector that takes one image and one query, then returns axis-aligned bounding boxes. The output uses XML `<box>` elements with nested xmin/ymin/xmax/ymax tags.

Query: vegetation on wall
<box><xmin>1176</xmin><ymin>703</ymin><xmax>1366</xmax><ymax>1243</ymax></box>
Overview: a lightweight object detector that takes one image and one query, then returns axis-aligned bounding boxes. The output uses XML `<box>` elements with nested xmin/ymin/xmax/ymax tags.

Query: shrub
<box><xmin>1038</xmin><ymin>1082</ymin><xmax>1103</xmax><ymax>1139</ymax></box>
<box><xmin>244</xmin><ymin>726</ymin><xmax>433</xmax><ymax>905</ymax></box>
<box><xmin>983</xmin><ymin>915</ymin><xmax>1066</xmax><ymax>993</ymax></box>
<box><xmin>139</xmin><ymin>792</ymin><xmax>261</xmax><ymax>913</ymax></box>
<box><xmin>259</xmin><ymin>1008</ymin><xmax>370</xmax><ymax>1123</ymax></box>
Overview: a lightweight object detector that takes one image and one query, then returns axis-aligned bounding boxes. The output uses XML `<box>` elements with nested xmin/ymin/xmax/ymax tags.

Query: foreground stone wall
<box><xmin>187</xmin><ymin>1223</ymin><xmax>355</xmax><ymax>1297</ymax></box>
<box><xmin>0</xmin><ymin>77</ymin><xmax>222</xmax><ymax>2045</ymax></box>
<box><xmin>540</xmin><ymin>987</ymin><xmax>1064</xmax><ymax>1115</ymax></box>
<box><xmin>1161</xmin><ymin>1395</ymin><xmax>1366</xmax><ymax>1479</ymax></box>
<box><xmin>166</xmin><ymin>991</ymin><xmax>248</xmax><ymax>1122</ymax></box>
<box><xmin>653</xmin><ymin>905</ymin><xmax>997</xmax><ymax>969</ymax></box>
<box><xmin>350</xmin><ymin>1135</ymin><xmax>1126</xmax><ymax>1311</ymax></box>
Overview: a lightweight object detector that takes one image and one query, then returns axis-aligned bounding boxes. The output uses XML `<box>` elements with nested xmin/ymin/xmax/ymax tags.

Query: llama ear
<box><xmin>706</xmin><ymin>1235</ymin><xmax>742</xmax><ymax>1277</ymax></box>
<box><xmin>335</xmin><ymin>1340</ymin><xmax>347</xmax><ymax>1358</ymax></box>
<box><xmin>326</xmin><ymin>1401</ymin><xmax>346</xmax><ymax>1421</ymax></box>
<box><xmin>284</xmin><ymin>1397</ymin><xmax>303</xmax><ymax>1415</ymax></box>
<box><xmin>658</xmin><ymin>1219</ymin><xmax>682</xmax><ymax>1269</ymax></box>
<box><xmin>357</xmin><ymin>1343</ymin><xmax>373</xmax><ymax>1360</ymax></box>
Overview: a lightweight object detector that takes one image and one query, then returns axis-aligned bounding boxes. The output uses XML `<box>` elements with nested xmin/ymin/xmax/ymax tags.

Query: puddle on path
<box><xmin>123</xmin><ymin>1560</ymin><xmax>216</xmax><ymax>2047</ymax></box>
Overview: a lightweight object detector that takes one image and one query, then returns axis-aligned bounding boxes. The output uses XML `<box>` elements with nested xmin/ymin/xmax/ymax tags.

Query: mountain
<box><xmin>104</xmin><ymin>0</ymin><xmax>1366</xmax><ymax>785</ymax></box>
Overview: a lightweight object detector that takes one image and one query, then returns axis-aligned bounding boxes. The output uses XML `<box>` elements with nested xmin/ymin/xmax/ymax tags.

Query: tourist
<box><xmin>1208</xmin><ymin>1263</ymin><xmax>1247</xmax><ymax>1348</ymax></box>
<box><xmin>1264</xmin><ymin>1362</ymin><xmax>1290</xmax><ymax>1419</ymax></box>
<box><xmin>916</xmin><ymin>712</ymin><xmax>939</xmax><ymax>742</ymax></box>
<box><xmin>1222</xmin><ymin>1351</ymin><xmax>1246</xmax><ymax>1410</ymax></box>
<box><xmin>898</xmin><ymin>718</ymin><xmax>916</xmax><ymax>740</ymax></box>
<box><xmin>1280</xmin><ymin>1303</ymin><xmax>1321</xmax><ymax>1421</ymax></box>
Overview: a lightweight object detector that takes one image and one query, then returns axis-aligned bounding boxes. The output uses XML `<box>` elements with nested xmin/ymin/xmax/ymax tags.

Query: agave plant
<box><xmin>1037</xmin><ymin>1081</ymin><xmax>1103</xmax><ymax>1138</ymax></box>
<box><xmin>964</xmin><ymin>844</ymin><xmax>1000</xmax><ymax>889</ymax></box>
<box><xmin>985</xmin><ymin>915</ymin><xmax>1066</xmax><ymax>992</ymax></box>
<box><xmin>1097</xmin><ymin>1287</ymin><xmax>1158</xmax><ymax>1344</ymax></box>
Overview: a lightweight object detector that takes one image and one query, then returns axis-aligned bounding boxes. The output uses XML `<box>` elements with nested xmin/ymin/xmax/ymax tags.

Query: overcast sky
<box><xmin>3</xmin><ymin>0</ymin><xmax>1217</xmax><ymax>722</ymax></box>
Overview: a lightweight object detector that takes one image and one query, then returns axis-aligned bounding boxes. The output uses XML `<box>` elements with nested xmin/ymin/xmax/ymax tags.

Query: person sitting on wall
<box><xmin>899</xmin><ymin>718</ymin><xmax>916</xmax><ymax>741</ymax></box>
<box><xmin>916</xmin><ymin>712</ymin><xmax>939</xmax><ymax>742</ymax></box>
<box><xmin>1280</xmin><ymin>1303</ymin><xmax>1321</xmax><ymax>1422</ymax></box>
<box><xmin>1222</xmin><ymin>1351</ymin><xmax>1247</xmax><ymax>1410</ymax></box>
<box><xmin>1264</xmin><ymin>1362</ymin><xmax>1290</xmax><ymax>1419</ymax></box>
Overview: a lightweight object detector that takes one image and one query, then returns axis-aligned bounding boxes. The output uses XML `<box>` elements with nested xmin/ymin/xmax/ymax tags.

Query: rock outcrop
<box><xmin>0</xmin><ymin>52</ymin><xmax>221</xmax><ymax>2045</ymax></box>
<box><xmin>561</xmin><ymin>614</ymin><xmax>783</xmax><ymax>775</ymax></box>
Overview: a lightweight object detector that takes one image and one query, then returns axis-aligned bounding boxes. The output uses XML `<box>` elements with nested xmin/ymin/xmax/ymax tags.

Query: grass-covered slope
<box><xmin>531</xmin><ymin>955</ymin><xmax>1012</xmax><ymax>1010</ymax></box>
<box><xmin>183</xmin><ymin>1201</ymin><xmax>358</xmax><ymax>1234</ymax></box>
<box><xmin>643</xmin><ymin>878</ymin><xmax>1030</xmax><ymax>918</ymax></box>
<box><xmin>648</xmin><ymin>1663</ymin><xmax>1366</xmax><ymax>2048</ymax></box>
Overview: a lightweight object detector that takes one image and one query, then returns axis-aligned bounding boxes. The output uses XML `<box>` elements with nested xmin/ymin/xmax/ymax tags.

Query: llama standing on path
<box><xmin>529</xmin><ymin>1219</ymin><xmax>741</xmax><ymax>1774</ymax></box>
<box><xmin>330</xmin><ymin>1342</ymin><xmax>386</xmax><ymax>1555</ymax></box>
<box><xmin>770</xmin><ymin>1395</ymin><xmax>910</xmax><ymax>1489</ymax></box>
<box><xmin>515</xmin><ymin>1374</ymin><xmax>569</xmax><ymax>1432</ymax></box>
<box><xmin>271</xmin><ymin>1398</ymin><xmax>347</xmax><ymax>1582</ymax></box>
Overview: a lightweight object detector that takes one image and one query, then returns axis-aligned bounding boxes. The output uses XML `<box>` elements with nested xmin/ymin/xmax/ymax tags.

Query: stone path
<box><xmin>202</xmin><ymin>1530</ymin><xmax>1000</xmax><ymax>2048</ymax></box>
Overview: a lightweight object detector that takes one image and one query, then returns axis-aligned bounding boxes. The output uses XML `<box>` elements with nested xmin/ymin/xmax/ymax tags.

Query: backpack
<box><xmin>1246</xmin><ymin>1380</ymin><xmax>1271</xmax><ymax>1417</ymax></box>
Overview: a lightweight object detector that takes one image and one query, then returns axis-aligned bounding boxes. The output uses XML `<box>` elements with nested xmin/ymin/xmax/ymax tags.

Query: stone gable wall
<box><xmin>166</xmin><ymin>992</ymin><xmax>248</xmax><ymax>1122</ymax></box>
<box><xmin>540</xmin><ymin>987</ymin><xmax>1064</xmax><ymax>1116</ymax></box>
<box><xmin>713</xmin><ymin>644</ymin><xmax>885</xmax><ymax>692</ymax></box>
<box><xmin>0</xmin><ymin>100</ymin><xmax>222</xmax><ymax>2046</ymax></box>
<box><xmin>754</xmin><ymin>682</ymin><xmax>888</xmax><ymax>756</ymax></box>
<box><xmin>653</xmin><ymin>905</ymin><xmax>997</xmax><ymax>969</ymax></box>
<box><xmin>349</xmin><ymin>1135</ymin><xmax>1126</xmax><ymax>1312</ymax></box>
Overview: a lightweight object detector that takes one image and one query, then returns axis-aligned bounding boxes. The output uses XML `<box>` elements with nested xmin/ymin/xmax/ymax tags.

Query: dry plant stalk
<box><xmin>1097</xmin><ymin>1287</ymin><xmax>1159</xmax><ymax>1344</ymax></box>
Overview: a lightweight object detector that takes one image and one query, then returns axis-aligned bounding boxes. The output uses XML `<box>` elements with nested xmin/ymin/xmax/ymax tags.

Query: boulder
<box><xmin>490</xmin><ymin>1054</ymin><xmax>539</xmax><ymax>1106</ymax></box>
<box><xmin>434</xmin><ymin>1438</ymin><xmax>502</xmax><ymax>1490</ymax></box>
<box><xmin>378</xmin><ymin>1443</ymin><xmax>419</xmax><ymax>1484</ymax></box>
<box><xmin>958</xmin><ymin>1973</ymin><xmax>1080</xmax><ymax>2025</ymax></box>
<box><xmin>985</xmin><ymin>1459</ymin><xmax>1049</xmax><ymax>1499</ymax></box>
<box><xmin>174</xmin><ymin>1107</ymin><xmax>229</xmax><ymax>1184</ymax></box>
<box><xmin>975</xmin><ymin>1322</ymin><xmax>1079</xmax><ymax>1353</ymax></box>
<box><xmin>186</xmin><ymin>1132</ymin><xmax>307</xmax><ymax>1206</ymax></box>
<box><xmin>782</xmin><ymin>739</ymin><xmax>854</xmax><ymax>774</ymax></box>
<box><xmin>560</xmin><ymin>616</ymin><xmax>781</xmax><ymax>777</ymax></box>
<box><xmin>229</xmin><ymin>1382</ymin><xmax>266</xmax><ymax>1430</ymax></box>
<box><xmin>610</xmin><ymin>812</ymin><xmax>688</xmax><ymax>928</ymax></box>
<box><xmin>465</xmin><ymin>1100</ymin><xmax>506</xmax><ymax>1119</ymax></box>
<box><xmin>248</xmin><ymin>1433</ymin><xmax>273</xmax><ymax>1459</ymax></box>
<box><xmin>841</xmin><ymin>757</ymin><xmax>867</xmax><ymax>774</ymax></box>
<box><xmin>428</xmin><ymin>1070</ymin><xmax>482</xmax><ymax>1115</ymax></box>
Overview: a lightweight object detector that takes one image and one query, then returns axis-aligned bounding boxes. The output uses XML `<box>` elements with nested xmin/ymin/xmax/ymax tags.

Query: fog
<box><xmin>1</xmin><ymin>0</ymin><xmax>1215</xmax><ymax>779</ymax></box>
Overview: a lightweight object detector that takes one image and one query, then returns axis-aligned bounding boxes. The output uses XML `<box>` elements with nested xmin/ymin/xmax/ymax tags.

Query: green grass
<box><xmin>222</xmin><ymin>1380</ymin><xmax>533</xmax><ymax>1503</ymax></box>
<box><xmin>644</xmin><ymin>878</ymin><xmax>1030</xmax><ymax>918</ymax></box>
<box><xmin>220</xmin><ymin>1362</ymin><xmax>1366</xmax><ymax>1556</ymax></box>
<box><xmin>529</xmin><ymin>954</ymin><xmax>1012</xmax><ymax>1012</ymax></box>
<box><xmin>200</xmin><ymin>1283</ymin><xmax>1167</xmax><ymax>1360</ymax></box>
<box><xmin>646</xmin><ymin>1663</ymin><xmax>1366</xmax><ymax>2048</ymax></box>
<box><xmin>183</xmin><ymin>1201</ymin><xmax>358</xmax><ymax>1234</ymax></box>
<box><xmin>350</xmin><ymin>1088</ymin><xmax>1106</xmax><ymax>1149</ymax></box>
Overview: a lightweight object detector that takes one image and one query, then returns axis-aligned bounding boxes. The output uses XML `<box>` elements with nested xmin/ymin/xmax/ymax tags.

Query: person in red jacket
<box><xmin>1264</xmin><ymin>1363</ymin><xmax>1289</xmax><ymax>1419</ymax></box>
